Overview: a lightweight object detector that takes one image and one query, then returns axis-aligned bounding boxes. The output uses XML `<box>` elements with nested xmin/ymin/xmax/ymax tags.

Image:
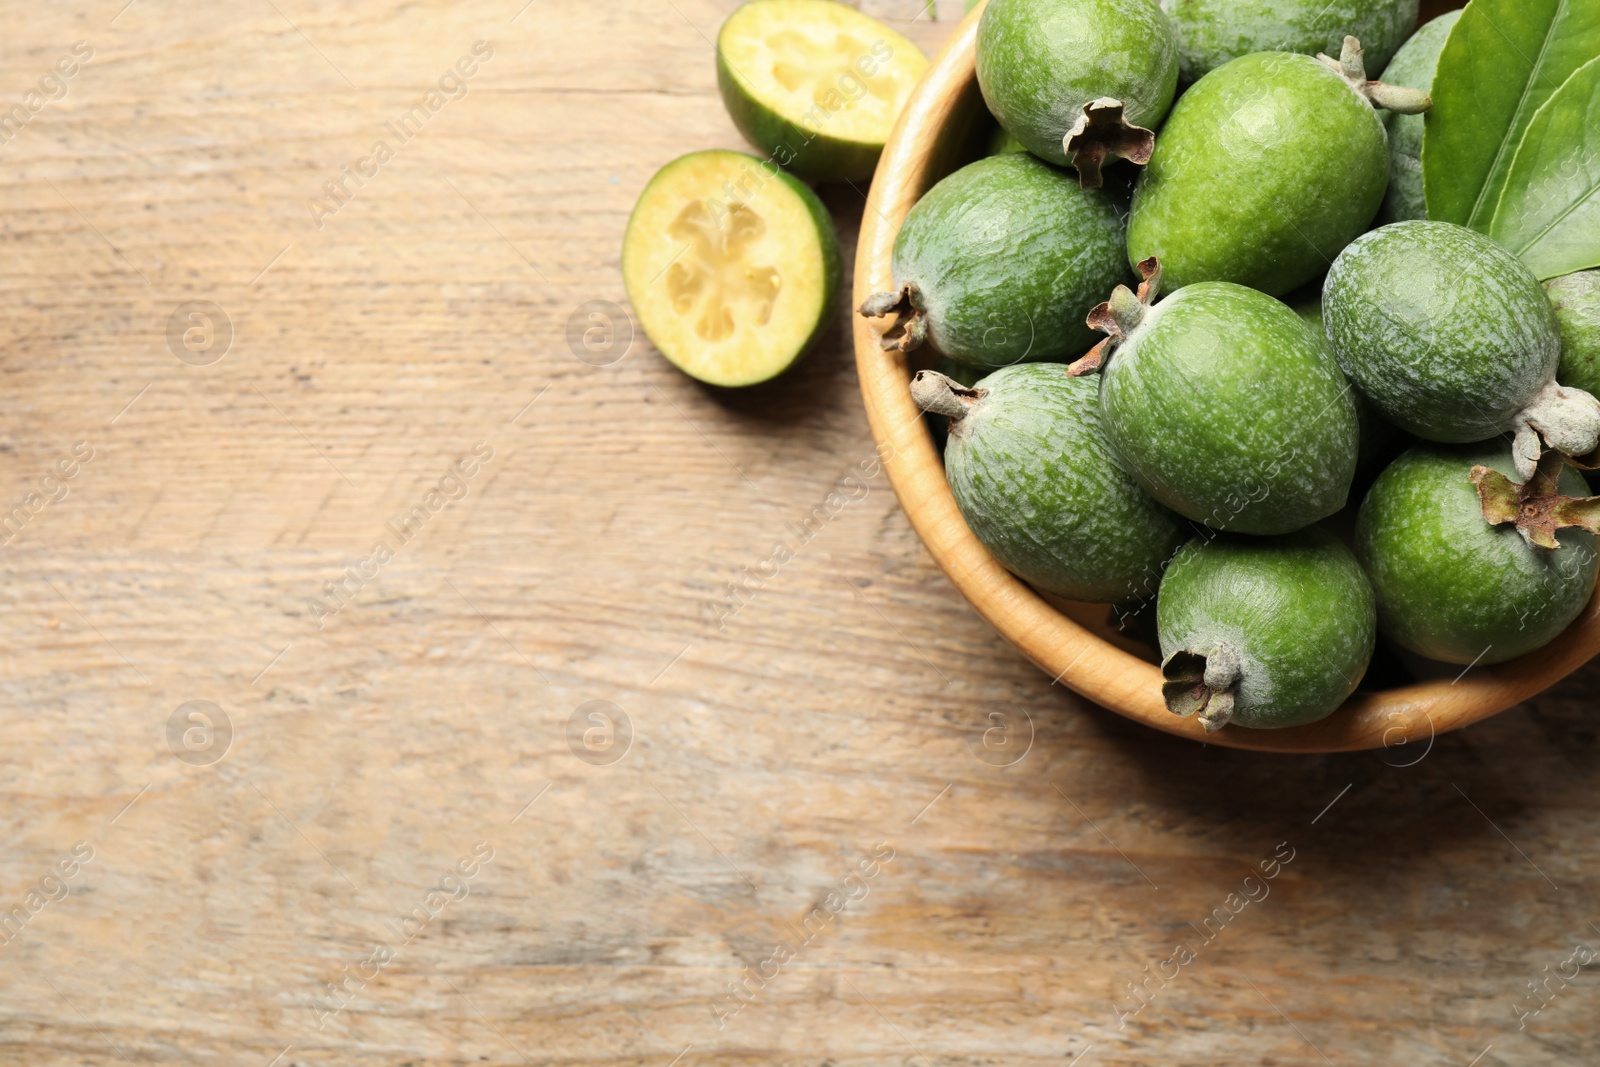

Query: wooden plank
<box><xmin>0</xmin><ymin>2</ymin><xmax>1593</xmax><ymax>1065</ymax></box>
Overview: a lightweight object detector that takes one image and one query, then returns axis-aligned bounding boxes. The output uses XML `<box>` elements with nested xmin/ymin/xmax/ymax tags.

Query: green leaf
<box><xmin>1422</xmin><ymin>0</ymin><xmax>1600</xmax><ymax>229</ymax></box>
<box><xmin>1487</xmin><ymin>57</ymin><xmax>1600</xmax><ymax>280</ymax></box>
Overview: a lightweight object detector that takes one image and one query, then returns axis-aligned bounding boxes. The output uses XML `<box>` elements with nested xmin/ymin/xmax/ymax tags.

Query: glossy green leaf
<box><xmin>1422</xmin><ymin>0</ymin><xmax>1600</xmax><ymax>229</ymax></box>
<box><xmin>1487</xmin><ymin>57</ymin><xmax>1600</xmax><ymax>280</ymax></box>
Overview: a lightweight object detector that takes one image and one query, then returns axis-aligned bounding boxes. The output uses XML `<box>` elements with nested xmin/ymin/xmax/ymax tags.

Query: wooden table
<box><xmin>0</xmin><ymin>1</ymin><xmax>1593</xmax><ymax>1064</ymax></box>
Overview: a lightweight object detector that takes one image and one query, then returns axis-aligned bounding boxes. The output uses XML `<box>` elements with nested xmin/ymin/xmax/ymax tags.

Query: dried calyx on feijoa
<box><xmin>1323</xmin><ymin>221</ymin><xmax>1600</xmax><ymax>480</ymax></box>
<box><xmin>913</xmin><ymin>364</ymin><xmax>1188</xmax><ymax>603</ymax></box>
<box><xmin>860</xmin><ymin>154</ymin><xmax>1130</xmax><ymax>368</ymax></box>
<box><xmin>1126</xmin><ymin>36</ymin><xmax>1431</xmax><ymax>296</ymax></box>
<box><xmin>1357</xmin><ymin>444</ymin><xmax>1599</xmax><ymax>665</ymax></box>
<box><xmin>1159</xmin><ymin>0</ymin><xmax>1419</xmax><ymax>83</ymax></box>
<box><xmin>1376</xmin><ymin>11</ymin><xmax>1461</xmax><ymax>223</ymax></box>
<box><xmin>1157</xmin><ymin>527</ymin><xmax>1376</xmax><ymax>731</ymax></box>
<box><xmin>976</xmin><ymin>0</ymin><xmax>1179</xmax><ymax>187</ymax></box>
<box><xmin>622</xmin><ymin>150</ymin><xmax>840</xmax><ymax>387</ymax></box>
<box><xmin>1067</xmin><ymin>259</ymin><xmax>1358</xmax><ymax>535</ymax></box>
<box><xmin>716</xmin><ymin>0</ymin><xmax>927</xmax><ymax>183</ymax></box>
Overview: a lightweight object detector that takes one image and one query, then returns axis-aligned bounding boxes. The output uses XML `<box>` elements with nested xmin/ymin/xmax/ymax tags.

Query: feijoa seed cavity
<box><xmin>623</xmin><ymin>150</ymin><xmax>840</xmax><ymax>387</ymax></box>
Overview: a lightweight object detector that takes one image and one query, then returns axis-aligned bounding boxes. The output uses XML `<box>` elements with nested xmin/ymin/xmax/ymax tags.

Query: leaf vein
<box><xmin>1466</xmin><ymin>0</ymin><xmax>1567</xmax><ymax>228</ymax></box>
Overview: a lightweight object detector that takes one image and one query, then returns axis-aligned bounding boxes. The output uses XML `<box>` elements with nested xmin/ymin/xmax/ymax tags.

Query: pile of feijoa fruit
<box><xmin>623</xmin><ymin>0</ymin><xmax>1600</xmax><ymax>733</ymax></box>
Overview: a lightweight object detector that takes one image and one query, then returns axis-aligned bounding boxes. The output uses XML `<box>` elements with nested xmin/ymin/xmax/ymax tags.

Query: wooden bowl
<box><xmin>851</xmin><ymin>0</ymin><xmax>1600</xmax><ymax>753</ymax></box>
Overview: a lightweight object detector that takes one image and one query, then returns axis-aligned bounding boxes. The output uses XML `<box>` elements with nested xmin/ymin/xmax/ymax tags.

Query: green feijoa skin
<box><xmin>716</xmin><ymin>0</ymin><xmax>927</xmax><ymax>183</ymax></box>
<box><xmin>1377</xmin><ymin>10</ymin><xmax>1461</xmax><ymax>223</ymax></box>
<box><xmin>1126</xmin><ymin>40</ymin><xmax>1430</xmax><ymax>296</ymax></box>
<box><xmin>1323</xmin><ymin>221</ymin><xmax>1600</xmax><ymax>480</ymax></box>
<box><xmin>1069</xmin><ymin>263</ymin><xmax>1358</xmax><ymax>535</ymax></box>
<box><xmin>1159</xmin><ymin>0</ymin><xmax>1418</xmax><ymax>83</ymax></box>
<box><xmin>1356</xmin><ymin>444</ymin><xmax>1599</xmax><ymax>665</ymax></box>
<box><xmin>1549</xmin><ymin>271</ymin><xmax>1600</xmax><ymax>398</ymax></box>
<box><xmin>622</xmin><ymin>150</ymin><xmax>841</xmax><ymax>387</ymax></box>
<box><xmin>913</xmin><ymin>365</ymin><xmax>1188</xmax><ymax>603</ymax></box>
<box><xmin>860</xmin><ymin>154</ymin><xmax>1131</xmax><ymax>369</ymax></box>
<box><xmin>975</xmin><ymin>0</ymin><xmax>1179</xmax><ymax>186</ymax></box>
<box><xmin>1292</xmin><ymin>293</ymin><xmax>1399</xmax><ymax>475</ymax></box>
<box><xmin>1156</xmin><ymin>527</ymin><xmax>1376</xmax><ymax>731</ymax></box>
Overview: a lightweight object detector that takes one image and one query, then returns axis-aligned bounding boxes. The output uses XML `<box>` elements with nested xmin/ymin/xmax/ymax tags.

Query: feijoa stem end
<box><xmin>1062</xmin><ymin>98</ymin><xmax>1156</xmax><ymax>190</ymax></box>
<box><xmin>1472</xmin><ymin>449</ymin><xmax>1600</xmax><ymax>550</ymax></box>
<box><xmin>1161</xmin><ymin>643</ymin><xmax>1241</xmax><ymax>732</ymax></box>
<box><xmin>910</xmin><ymin>369</ymin><xmax>985</xmax><ymax>424</ymax></box>
<box><xmin>1317</xmin><ymin>36</ymin><xmax>1432</xmax><ymax>114</ymax></box>
<box><xmin>860</xmin><ymin>284</ymin><xmax>928</xmax><ymax>354</ymax></box>
<box><xmin>1512</xmin><ymin>380</ymin><xmax>1600</xmax><ymax>480</ymax></box>
<box><xmin>1067</xmin><ymin>257</ymin><xmax>1162</xmax><ymax>377</ymax></box>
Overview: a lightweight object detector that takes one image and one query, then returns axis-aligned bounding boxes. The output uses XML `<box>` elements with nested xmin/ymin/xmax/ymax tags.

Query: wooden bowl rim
<box><xmin>849</xmin><ymin>0</ymin><xmax>1600</xmax><ymax>753</ymax></box>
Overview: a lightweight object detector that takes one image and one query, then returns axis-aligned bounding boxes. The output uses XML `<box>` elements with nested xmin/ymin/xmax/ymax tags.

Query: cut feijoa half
<box><xmin>622</xmin><ymin>150</ymin><xmax>841</xmax><ymax>387</ymax></box>
<box><xmin>717</xmin><ymin>0</ymin><xmax>927</xmax><ymax>183</ymax></box>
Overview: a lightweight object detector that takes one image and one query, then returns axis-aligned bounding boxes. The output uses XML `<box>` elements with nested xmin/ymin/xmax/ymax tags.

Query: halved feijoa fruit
<box><xmin>717</xmin><ymin>0</ymin><xmax>927</xmax><ymax>183</ymax></box>
<box><xmin>622</xmin><ymin>150</ymin><xmax>841</xmax><ymax>387</ymax></box>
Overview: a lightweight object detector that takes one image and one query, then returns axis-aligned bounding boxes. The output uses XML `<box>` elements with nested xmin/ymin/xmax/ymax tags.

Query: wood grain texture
<box><xmin>0</xmin><ymin>1</ymin><xmax>1595</xmax><ymax>1065</ymax></box>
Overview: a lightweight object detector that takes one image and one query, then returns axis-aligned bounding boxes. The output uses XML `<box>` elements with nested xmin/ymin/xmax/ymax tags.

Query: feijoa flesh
<box><xmin>914</xmin><ymin>364</ymin><xmax>1188</xmax><ymax>603</ymax></box>
<box><xmin>1357</xmin><ymin>444</ymin><xmax>1599</xmax><ymax>665</ymax></box>
<box><xmin>1157</xmin><ymin>527</ymin><xmax>1376</xmax><ymax>731</ymax></box>
<box><xmin>1323</xmin><ymin>221</ymin><xmax>1600</xmax><ymax>478</ymax></box>
<box><xmin>1068</xmin><ymin>262</ymin><xmax>1359</xmax><ymax>535</ymax></box>
<box><xmin>622</xmin><ymin>150</ymin><xmax>841</xmax><ymax>387</ymax></box>
<box><xmin>1126</xmin><ymin>38</ymin><xmax>1431</xmax><ymax>296</ymax></box>
<box><xmin>1549</xmin><ymin>271</ymin><xmax>1600</xmax><ymax>399</ymax></box>
<box><xmin>716</xmin><ymin>0</ymin><xmax>927</xmax><ymax>183</ymax></box>
<box><xmin>861</xmin><ymin>153</ymin><xmax>1130</xmax><ymax>368</ymax></box>
<box><xmin>1376</xmin><ymin>10</ymin><xmax>1461</xmax><ymax>224</ymax></box>
<box><xmin>1159</xmin><ymin>0</ymin><xmax>1419</xmax><ymax>83</ymax></box>
<box><xmin>976</xmin><ymin>0</ymin><xmax>1179</xmax><ymax>186</ymax></box>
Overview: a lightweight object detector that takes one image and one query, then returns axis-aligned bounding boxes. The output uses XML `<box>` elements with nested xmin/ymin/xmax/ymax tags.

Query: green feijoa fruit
<box><xmin>975</xmin><ymin>0</ymin><xmax>1179</xmax><ymax>186</ymax></box>
<box><xmin>1126</xmin><ymin>39</ymin><xmax>1431</xmax><ymax>296</ymax></box>
<box><xmin>1323</xmin><ymin>221</ymin><xmax>1600</xmax><ymax>479</ymax></box>
<box><xmin>716</xmin><ymin>0</ymin><xmax>927</xmax><ymax>183</ymax></box>
<box><xmin>1159</xmin><ymin>0</ymin><xmax>1418</xmax><ymax>83</ymax></box>
<box><xmin>1549</xmin><ymin>270</ymin><xmax>1600</xmax><ymax>398</ymax></box>
<box><xmin>622</xmin><ymin>150</ymin><xmax>841</xmax><ymax>387</ymax></box>
<box><xmin>860</xmin><ymin>153</ymin><xmax>1130</xmax><ymax>368</ymax></box>
<box><xmin>1377</xmin><ymin>10</ymin><xmax>1461</xmax><ymax>223</ymax></box>
<box><xmin>913</xmin><ymin>365</ymin><xmax>1187</xmax><ymax>602</ymax></box>
<box><xmin>1069</xmin><ymin>262</ymin><xmax>1358</xmax><ymax>535</ymax></box>
<box><xmin>1356</xmin><ymin>443</ymin><xmax>1599</xmax><ymax>665</ymax></box>
<box><xmin>1292</xmin><ymin>293</ymin><xmax>1400</xmax><ymax>476</ymax></box>
<box><xmin>1157</xmin><ymin>527</ymin><xmax>1376</xmax><ymax>731</ymax></box>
